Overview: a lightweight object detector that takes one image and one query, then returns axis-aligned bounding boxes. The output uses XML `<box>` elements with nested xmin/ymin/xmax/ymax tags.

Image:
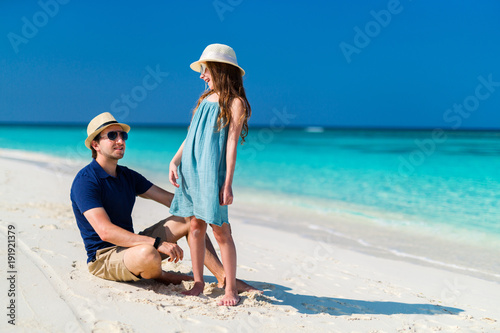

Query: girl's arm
<box><xmin>220</xmin><ymin>98</ymin><xmax>246</xmax><ymax>206</ymax></box>
<box><xmin>169</xmin><ymin>140</ymin><xmax>186</xmax><ymax>188</ymax></box>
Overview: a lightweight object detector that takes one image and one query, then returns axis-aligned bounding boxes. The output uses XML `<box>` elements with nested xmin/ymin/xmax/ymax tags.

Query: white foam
<box><xmin>304</xmin><ymin>126</ymin><xmax>324</xmax><ymax>133</ymax></box>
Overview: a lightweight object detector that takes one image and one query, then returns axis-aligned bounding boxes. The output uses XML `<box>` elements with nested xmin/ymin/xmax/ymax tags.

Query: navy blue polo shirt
<box><xmin>70</xmin><ymin>159</ymin><xmax>153</xmax><ymax>263</ymax></box>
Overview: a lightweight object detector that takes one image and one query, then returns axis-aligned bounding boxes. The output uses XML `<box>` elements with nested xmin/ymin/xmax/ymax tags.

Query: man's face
<box><xmin>93</xmin><ymin>125</ymin><xmax>126</xmax><ymax>160</ymax></box>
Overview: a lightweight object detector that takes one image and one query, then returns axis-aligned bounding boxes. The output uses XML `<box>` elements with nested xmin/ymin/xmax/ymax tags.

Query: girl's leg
<box><xmin>211</xmin><ymin>223</ymin><xmax>240</xmax><ymax>306</ymax></box>
<box><xmin>182</xmin><ymin>216</ymin><xmax>207</xmax><ymax>296</ymax></box>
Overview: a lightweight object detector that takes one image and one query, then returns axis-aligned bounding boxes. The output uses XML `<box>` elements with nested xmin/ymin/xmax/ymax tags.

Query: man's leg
<box><xmin>122</xmin><ymin>244</ymin><xmax>190</xmax><ymax>285</ymax></box>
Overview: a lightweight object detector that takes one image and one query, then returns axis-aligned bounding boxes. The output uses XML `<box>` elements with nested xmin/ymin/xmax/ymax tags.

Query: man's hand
<box><xmin>157</xmin><ymin>241</ymin><xmax>183</xmax><ymax>263</ymax></box>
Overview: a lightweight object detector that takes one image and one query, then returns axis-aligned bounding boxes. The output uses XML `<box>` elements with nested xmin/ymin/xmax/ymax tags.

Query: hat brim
<box><xmin>190</xmin><ymin>59</ymin><xmax>245</xmax><ymax>76</ymax></box>
<box><xmin>85</xmin><ymin>123</ymin><xmax>130</xmax><ymax>150</ymax></box>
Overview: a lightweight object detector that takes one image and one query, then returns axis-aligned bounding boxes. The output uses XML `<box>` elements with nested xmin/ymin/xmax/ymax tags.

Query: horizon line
<box><xmin>0</xmin><ymin>121</ymin><xmax>499</xmax><ymax>132</ymax></box>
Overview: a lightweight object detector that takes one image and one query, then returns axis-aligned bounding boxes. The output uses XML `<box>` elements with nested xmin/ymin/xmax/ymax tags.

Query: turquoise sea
<box><xmin>1</xmin><ymin>125</ymin><xmax>499</xmax><ymax>281</ymax></box>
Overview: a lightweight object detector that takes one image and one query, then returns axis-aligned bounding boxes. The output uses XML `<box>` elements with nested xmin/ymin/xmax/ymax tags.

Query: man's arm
<box><xmin>139</xmin><ymin>185</ymin><xmax>174</xmax><ymax>208</ymax></box>
<box><xmin>84</xmin><ymin>207</ymin><xmax>152</xmax><ymax>246</ymax></box>
<box><xmin>83</xmin><ymin>207</ymin><xmax>183</xmax><ymax>262</ymax></box>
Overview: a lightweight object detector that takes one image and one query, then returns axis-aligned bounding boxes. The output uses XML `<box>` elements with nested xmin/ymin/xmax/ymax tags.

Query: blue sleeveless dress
<box><xmin>169</xmin><ymin>99</ymin><xmax>229</xmax><ymax>226</ymax></box>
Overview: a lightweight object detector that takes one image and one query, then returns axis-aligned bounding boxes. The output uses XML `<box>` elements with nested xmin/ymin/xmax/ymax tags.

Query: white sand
<box><xmin>1</xmin><ymin>148</ymin><xmax>499</xmax><ymax>332</ymax></box>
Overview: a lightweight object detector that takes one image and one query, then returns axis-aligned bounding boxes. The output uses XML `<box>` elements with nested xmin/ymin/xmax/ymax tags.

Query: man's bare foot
<box><xmin>217</xmin><ymin>290</ymin><xmax>240</xmax><ymax>306</ymax></box>
<box><xmin>236</xmin><ymin>279</ymin><xmax>263</xmax><ymax>294</ymax></box>
<box><xmin>155</xmin><ymin>271</ymin><xmax>193</xmax><ymax>285</ymax></box>
<box><xmin>218</xmin><ymin>277</ymin><xmax>262</xmax><ymax>294</ymax></box>
<box><xmin>182</xmin><ymin>281</ymin><xmax>204</xmax><ymax>296</ymax></box>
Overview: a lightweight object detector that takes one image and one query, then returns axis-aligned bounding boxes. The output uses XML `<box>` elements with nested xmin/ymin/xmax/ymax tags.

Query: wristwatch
<box><xmin>153</xmin><ymin>237</ymin><xmax>162</xmax><ymax>249</ymax></box>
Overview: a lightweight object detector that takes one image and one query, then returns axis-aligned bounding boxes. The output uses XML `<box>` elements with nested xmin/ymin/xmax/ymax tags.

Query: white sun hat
<box><xmin>190</xmin><ymin>43</ymin><xmax>245</xmax><ymax>76</ymax></box>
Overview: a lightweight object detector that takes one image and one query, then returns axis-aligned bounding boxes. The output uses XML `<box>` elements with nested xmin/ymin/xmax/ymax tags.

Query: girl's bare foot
<box><xmin>182</xmin><ymin>281</ymin><xmax>204</xmax><ymax>296</ymax></box>
<box><xmin>217</xmin><ymin>290</ymin><xmax>240</xmax><ymax>306</ymax></box>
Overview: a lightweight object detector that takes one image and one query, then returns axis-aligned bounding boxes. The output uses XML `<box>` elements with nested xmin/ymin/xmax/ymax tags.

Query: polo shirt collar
<box><xmin>90</xmin><ymin>159</ymin><xmax>121</xmax><ymax>179</ymax></box>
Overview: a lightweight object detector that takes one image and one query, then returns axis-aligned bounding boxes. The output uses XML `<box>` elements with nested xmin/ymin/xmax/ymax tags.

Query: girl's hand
<box><xmin>169</xmin><ymin>161</ymin><xmax>180</xmax><ymax>188</ymax></box>
<box><xmin>219</xmin><ymin>183</ymin><xmax>233</xmax><ymax>206</ymax></box>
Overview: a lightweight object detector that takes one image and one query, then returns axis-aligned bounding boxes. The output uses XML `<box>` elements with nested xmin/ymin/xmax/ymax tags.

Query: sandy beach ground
<box><xmin>1</xmin><ymin>149</ymin><xmax>499</xmax><ymax>332</ymax></box>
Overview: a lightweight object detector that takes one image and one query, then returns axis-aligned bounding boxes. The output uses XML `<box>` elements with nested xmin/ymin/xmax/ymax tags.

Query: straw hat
<box><xmin>190</xmin><ymin>43</ymin><xmax>245</xmax><ymax>76</ymax></box>
<box><xmin>85</xmin><ymin>112</ymin><xmax>130</xmax><ymax>149</ymax></box>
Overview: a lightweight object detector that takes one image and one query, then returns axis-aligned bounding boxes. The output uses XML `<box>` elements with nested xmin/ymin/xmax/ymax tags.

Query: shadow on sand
<box><xmin>252</xmin><ymin>281</ymin><xmax>463</xmax><ymax>316</ymax></box>
<box><xmin>128</xmin><ymin>277</ymin><xmax>464</xmax><ymax>317</ymax></box>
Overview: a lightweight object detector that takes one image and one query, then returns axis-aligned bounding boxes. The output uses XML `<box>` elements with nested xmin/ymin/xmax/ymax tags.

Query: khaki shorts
<box><xmin>87</xmin><ymin>218</ymin><xmax>170</xmax><ymax>282</ymax></box>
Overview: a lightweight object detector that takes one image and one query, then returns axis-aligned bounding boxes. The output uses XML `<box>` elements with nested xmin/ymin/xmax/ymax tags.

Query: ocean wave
<box><xmin>304</xmin><ymin>126</ymin><xmax>324</xmax><ymax>133</ymax></box>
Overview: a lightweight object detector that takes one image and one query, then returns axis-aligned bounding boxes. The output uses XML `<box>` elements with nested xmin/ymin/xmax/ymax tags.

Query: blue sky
<box><xmin>1</xmin><ymin>0</ymin><xmax>500</xmax><ymax>129</ymax></box>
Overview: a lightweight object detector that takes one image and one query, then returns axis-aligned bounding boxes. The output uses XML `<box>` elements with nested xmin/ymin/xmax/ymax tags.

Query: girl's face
<box><xmin>200</xmin><ymin>63</ymin><xmax>214</xmax><ymax>90</ymax></box>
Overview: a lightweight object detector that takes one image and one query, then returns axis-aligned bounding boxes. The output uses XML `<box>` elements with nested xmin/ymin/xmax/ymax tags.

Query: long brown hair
<box><xmin>193</xmin><ymin>61</ymin><xmax>251</xmax><ymax>144</ymax></box>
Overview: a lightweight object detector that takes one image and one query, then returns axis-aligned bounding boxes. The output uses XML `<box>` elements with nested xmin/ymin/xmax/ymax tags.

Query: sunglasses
<box><xmin>200</xmin><ymin>63</ymin><xmax>207</xmax><ymax>74</ymax></box>
<box><xmin>100</xmin><ymin>131</ymin><xmax>128</xmax><ymax>141</ymax></box>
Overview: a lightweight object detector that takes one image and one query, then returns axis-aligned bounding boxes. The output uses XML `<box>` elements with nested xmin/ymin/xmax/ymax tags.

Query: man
<box><xmin>71</xmin><ymin>112</ymin><xmax>257</xmax><ymax>292</ymax></box>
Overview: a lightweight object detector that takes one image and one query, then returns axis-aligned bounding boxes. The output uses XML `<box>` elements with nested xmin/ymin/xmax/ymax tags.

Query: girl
<box><xmin>169</xmin><ymin>44</ymin><xmax>251</xmax><ymax>306</ymax></box>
